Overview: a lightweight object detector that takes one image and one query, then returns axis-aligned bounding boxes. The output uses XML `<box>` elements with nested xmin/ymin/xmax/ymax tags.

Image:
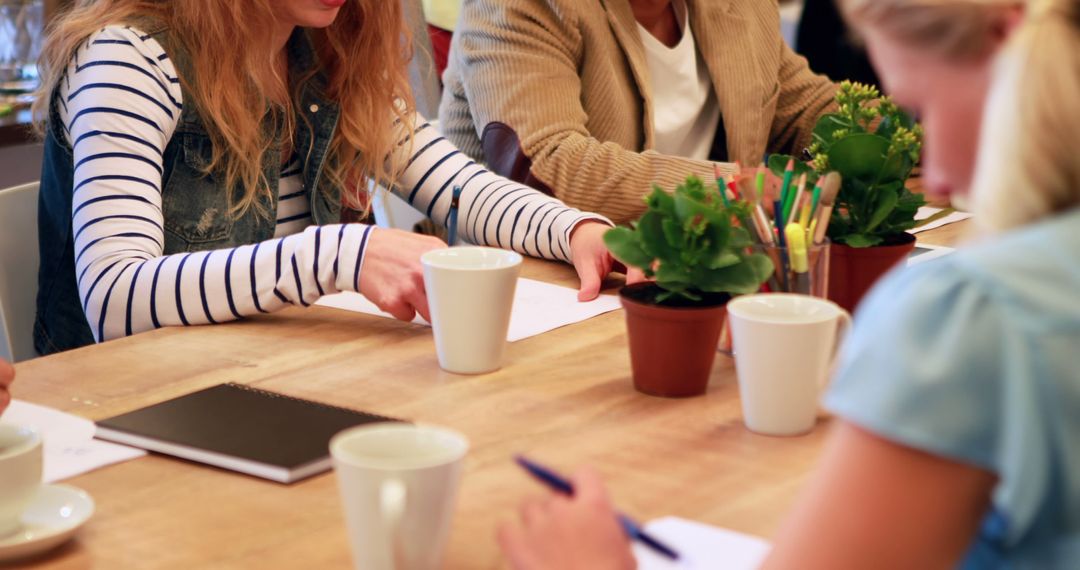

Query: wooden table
<box><xmin>11</xmin><ymin>223</ymin><xmax>967</xmax><ymax>569</ymax></box>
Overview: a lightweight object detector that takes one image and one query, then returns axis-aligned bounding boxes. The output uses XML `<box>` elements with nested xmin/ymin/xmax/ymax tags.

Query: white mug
<box><xmin>727</xmin><ymin>294</ymin><xmax>852</xmax><ymax>436</ymax></box>
<box><xmin>0</xmin><ymin>424</ymin><xmax>43</xmax><ymax>537</ymax></box>
<box><xmin>330</xmin><ymin>423</ymin><xmax>469</xmax><ymax>570</ymax></box>
<box><xmin>421</xmin><ymin>247</ymin><xmax>522</xmax><ymax>374</ymax></box>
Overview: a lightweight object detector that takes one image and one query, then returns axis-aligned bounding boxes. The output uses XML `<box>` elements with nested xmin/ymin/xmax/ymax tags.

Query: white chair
<box><xmin>0</xmin><ymin>182</ymin><xmax>40</xmax><ymax>362</ymax></box>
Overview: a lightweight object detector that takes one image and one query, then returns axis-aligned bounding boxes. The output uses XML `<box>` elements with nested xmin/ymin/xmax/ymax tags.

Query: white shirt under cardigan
<box><xmin>637</xmin><ymin>0</ymin><xmax>722</xmax><ymax>161</ymax></box>
<box><xmin>60</xmin><ymin>26</ymin><xmax>605</xmax><ymax>343</ymax></box>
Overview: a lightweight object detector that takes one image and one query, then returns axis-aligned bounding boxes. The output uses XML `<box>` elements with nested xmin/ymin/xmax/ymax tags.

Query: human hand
<box><xmin>732</xmin><ymin>164</ymin><xmax>784</xmax><ymax>204</ymax></box>
<box><xmin>569</xmin><ymin>221</ymin><xmax>647</xmax><ymax>302</ymax></box>
<box><xmin>0</xmin><ymin>358</ymin><xmax>13</xmax><ymax>414</ymax></box>
<box><xmin>358</xmin><ymin>228</ymin><xmax>447</xmax><ymax>322</ymax></box>
<box><xmin>498</xmin><ymin>467</ymin><xmax>636</xmax><ymax>570</ymax></box>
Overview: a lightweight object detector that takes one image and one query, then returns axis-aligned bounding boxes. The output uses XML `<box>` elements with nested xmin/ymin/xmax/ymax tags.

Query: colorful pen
<box><xmin>514</xmin><ymin>456</ymin><xmax>681</xmax><ymax>561</ymax></box>
<box><xmin>778</xmin><ymin>158</ymin><xmax>795</xmax><ymax>214</ymax></box>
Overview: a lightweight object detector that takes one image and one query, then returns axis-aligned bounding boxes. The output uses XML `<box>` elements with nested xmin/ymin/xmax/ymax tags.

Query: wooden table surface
<box><xmin>10</xmin><ymin>223</ymin><xmax>968</xmax><ymax>569</ymax></box>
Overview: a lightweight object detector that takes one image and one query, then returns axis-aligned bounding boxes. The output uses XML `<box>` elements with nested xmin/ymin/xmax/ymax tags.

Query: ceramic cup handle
<box><xmin>381</xmin><ymin>479</ymin><xmax>407</xmax><ymax>568</ymax></box>
<box><xmin>819</xmin><ymin>309</ymin><xmax>853</xmax><ymax>393</ymax></box>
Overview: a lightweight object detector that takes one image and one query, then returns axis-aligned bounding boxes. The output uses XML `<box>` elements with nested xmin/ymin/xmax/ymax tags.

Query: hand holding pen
<box><xmin>503</xmin><ymin>456</ymin><xmax>682</xmax><ymax>564</ymax></box>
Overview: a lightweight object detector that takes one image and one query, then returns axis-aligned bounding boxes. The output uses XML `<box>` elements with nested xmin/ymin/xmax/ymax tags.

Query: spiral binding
<box><xmin>224</xmin><ymin>383</ymin><xmax>399</xmax><ymax>423</ymax></box>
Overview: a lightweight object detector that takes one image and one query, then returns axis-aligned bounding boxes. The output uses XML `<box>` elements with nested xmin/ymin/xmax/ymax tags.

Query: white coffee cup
<box><xmin>0</xmin><ymin>424</ymin><xmax>43</xmax><ymax>537</ymax></box>
<box><xmin>727</xmin><ymin>294</ymin><xmax>852</xmax><ymax>436</ymax></box>
<box><xmin>421</xmin><ymin>247</ymin><xmax>522</xmax><ymax>374</ymax></box>
<box><xmin>331</xmin><ymin>423</ymin><xmax>469</xmax><ymax>570</ymax></box>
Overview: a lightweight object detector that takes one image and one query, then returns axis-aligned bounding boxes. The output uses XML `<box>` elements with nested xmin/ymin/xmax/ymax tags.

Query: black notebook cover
<box><xmin>94</xmin><ymin>383</ymin><xmax>400</xmax><ymax>483</ymax></box>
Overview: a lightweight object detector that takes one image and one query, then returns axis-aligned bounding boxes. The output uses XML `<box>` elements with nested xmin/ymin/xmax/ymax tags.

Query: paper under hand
<box><xmin>315</xmin><ymin>278</ymin><xmax>622</xmax><ymax>342</ymax></box>
<box><xmin>633</xmin><ymin>517</ymin><xmax>771</xmax><ymax>570</ymax></box>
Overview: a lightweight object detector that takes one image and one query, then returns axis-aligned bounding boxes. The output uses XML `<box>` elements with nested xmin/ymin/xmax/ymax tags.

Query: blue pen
<box><xmin>514</xmin><ymin>456</ymin><xmax>681</xmax><ymax>561</ymax></box>
<box><xmin>447</xmin><ymin>185</ymin><xmax>463</xmax><ymax>246</ymax></box>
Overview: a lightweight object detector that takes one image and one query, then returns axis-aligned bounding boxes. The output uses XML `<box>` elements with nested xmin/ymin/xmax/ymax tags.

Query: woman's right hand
<box><xmin>0</xmin><ymin>358</ymin><xmax>13</xmax><ymax>414</ymax></box>
<box><xmin>357</xmin><ymin>228</ymin><xmax>447</xmax><ymax>322</ymax></box>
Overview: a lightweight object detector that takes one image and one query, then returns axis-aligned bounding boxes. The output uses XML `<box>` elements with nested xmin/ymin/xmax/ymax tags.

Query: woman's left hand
<box><xmin>569</xmin><ymin>221</ymin><xmax>646</xmax><ymax>301</ymax></box>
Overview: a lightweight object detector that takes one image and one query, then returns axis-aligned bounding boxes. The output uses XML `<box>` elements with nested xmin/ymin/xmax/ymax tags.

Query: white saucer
<box><xmin>0</xmin><ymin>484</ymin><xmax>94</xmax><ymax>563</ymax></box>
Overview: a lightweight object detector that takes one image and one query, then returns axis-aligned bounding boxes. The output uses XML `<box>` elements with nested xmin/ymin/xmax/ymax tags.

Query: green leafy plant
<box><xmin>603</xmin><ymin>176</ymin><xmax>774</xmax><ymax>305</ymax></box>
<box><xmin>770</xmin><ymin>81</ymin><xmax>926</xmax><ymax>248</ymax></box>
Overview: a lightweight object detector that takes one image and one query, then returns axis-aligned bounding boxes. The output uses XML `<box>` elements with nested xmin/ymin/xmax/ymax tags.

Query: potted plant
<box><xmin>604</xmin><ymin>176</ymin><xmax>773</xmax><ymax>398</ymax></box>
<box><xmin>770</xmin><ymin>81</ymin><xmax>927</xmax><ymax>312</ymax></box>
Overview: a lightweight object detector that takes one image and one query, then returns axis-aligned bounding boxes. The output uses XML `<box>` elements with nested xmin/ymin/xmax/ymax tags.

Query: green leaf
<box><xmin>673</xmin><ymin>191</ymin><xmax>720</xmax><ymax>227</ymax></box>
<box><xmin>866</xmin><ymin>187</ymin><xmax>899</xmax><ymax>232</ymax></box>
<box><xmin>645</xmin><ymin>186</ymin><xmax>676</xmax><ymax>215</ymax></box>
<box><xmin>811</xmin><ymin>113</ymin><xmax>850</xmax><ymax>149</ymax></box>
<box><xmin>826</xmin><ymin>134</ymin><xmax>891</xmax><ymax>181</ymax></box>
<box><xmin>768</xmin><ymin>154</ymin><xmax>816</xmax><ymax>180</ymax></box>
<box><xmin>726</xmin><ymin>225</ymin><xmax>751</xmax><ymax>249</ymax></box>
<box><xmin>697</xmin><ymin>255</ymin><xmax>774</xmax><ymax>295</ymax></box>
<box><xmin>837</xmin><ymin>233</ymin><xmax>884</xmax><ymax>248</ymax></box>
<box><xmin>707</xmin><ymin>251</ymin><xmax>741</xmax><ymax>270</ymax></box>
<box><xmin>661</xmin><ymin>218</ymin><xmax>685</xmax><ymax>248</ymax></box>
<box><xmin>637</xmin><ymin>212</ymin><xmax>678</xmax><ymax>260</ymax></box>
<box><xmin>603</xmin><ymin>227</ymin><xmax>653</xmax><ymax>270</ymax></box>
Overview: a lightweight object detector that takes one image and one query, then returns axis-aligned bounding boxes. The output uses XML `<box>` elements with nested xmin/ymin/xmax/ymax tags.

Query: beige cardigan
<box><xmin>439</xmin><ymin>0</ymin><xmax>836</xmax><ymax>224</ymax></box>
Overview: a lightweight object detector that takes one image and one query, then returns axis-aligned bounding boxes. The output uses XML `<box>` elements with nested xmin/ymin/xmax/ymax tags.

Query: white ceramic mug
<box><xmin>330</xmin><ymin>423</ymin><xmax>469</xmax><ymax>570</ymax></box>
<box><xmin>421</xmin><ymin>247</ymin><xmax>522</xmax><ymax>374</ymax></box>
<box><xmin>727</xmin><ymin>294</ymin><xmax>852</xmax><ymax>436</ymax></box>
<box><xmin>0</xmin><ymin>424</ymin><xmax>43</xmax><ymax>537</ymax></box>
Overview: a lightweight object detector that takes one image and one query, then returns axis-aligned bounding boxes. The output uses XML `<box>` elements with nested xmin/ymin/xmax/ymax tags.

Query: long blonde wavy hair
<box><xmin>841</xmin><ymin>0</ymin><xmax>1080</xmax><ymax>234</ymax></box>
<box><xmin>33</xmin><ymin>0</ymin><xmax>415</xmax><ymax>217</ymax></box>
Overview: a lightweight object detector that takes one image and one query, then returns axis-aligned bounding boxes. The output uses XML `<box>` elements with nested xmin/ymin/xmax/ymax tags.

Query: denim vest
<box><xmin>34</xmin><ymin>25</ymin><xmax>343</xmax><ymax>355</ymax></box>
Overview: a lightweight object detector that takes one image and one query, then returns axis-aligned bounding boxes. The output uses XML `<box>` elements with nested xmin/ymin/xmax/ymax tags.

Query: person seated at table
<box><xmin>0</xmin><ymin>358</ymin><xmax>12</xmax><ymax>414</ymax></box>
<box><xmin>437</xmin><ymin>0</ymin><xmax>837</xmax><ymax>224</ymax></box>
<box><xmin>497</xmin><ymin>0</ymin><xmax>1080</xmax><ymax>567</ymax></box>
<box><xmin>30</xmin><ymin>0</ymin><xmax>627</xmax><ymax>355</ymax></box>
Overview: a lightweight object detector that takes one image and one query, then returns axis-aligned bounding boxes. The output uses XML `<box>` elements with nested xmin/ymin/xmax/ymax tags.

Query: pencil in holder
<box><xmin>755</xmin><ymin>239</ymin><xmax>831</xmax><ymax>298</ymax></box>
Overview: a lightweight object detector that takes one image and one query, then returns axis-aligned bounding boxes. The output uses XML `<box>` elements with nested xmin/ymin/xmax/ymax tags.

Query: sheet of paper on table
<box><xmin>1</xmin><ymin>400</ymin><xmax>146</xmax><ymax>483</ymax></box>
<box><xmin>911</xmin><ymin>207</ymin><xmax>973</xmax><ymax>234</ymax></box>
<box><xmin>908</xmin><ymin>242</ymin><xmax>956</xmax><ymax>266</ymax></box>
<box><xmin>315</xmin><ymin>278</ymin><xmax>622</xmax><ymax>342</ymax></box>
<box><xmin>634</xmin><ymin>516</ymin><xmax>771</xmax><ymax>569</ymax></box>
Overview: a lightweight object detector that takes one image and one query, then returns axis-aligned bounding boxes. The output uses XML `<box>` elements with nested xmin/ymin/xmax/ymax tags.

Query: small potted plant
<box><xmin>604</xmin><ymin>176</ymin><xmax>773</xmax><ymax>398</ymax></box>
<box><xmin>770</xmin><ymin>81</ymin><xmax>927</xmax><ymax>312</ymax></box>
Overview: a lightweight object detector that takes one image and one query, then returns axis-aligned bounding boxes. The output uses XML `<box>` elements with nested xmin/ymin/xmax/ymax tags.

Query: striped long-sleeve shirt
<box><xmin>62</xmin><ymin>26</ymin><xmax>606</xmax><ymax>343</ymax></box>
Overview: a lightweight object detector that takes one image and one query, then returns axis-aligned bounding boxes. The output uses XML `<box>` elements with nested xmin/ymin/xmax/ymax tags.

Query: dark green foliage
<box><xmin>771</xmin><ymin>81</ymin><xmax>925</xmax><ymax>248</ymax></box>
<box><xmin>603</xmin><ymin>176</ymin><xmax>774</xmax><ymax>305</ymax></box>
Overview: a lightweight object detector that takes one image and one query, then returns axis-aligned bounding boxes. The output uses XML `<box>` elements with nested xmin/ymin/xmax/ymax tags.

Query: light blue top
<box><xmin>824</xmin><ymin>207</ymin><xmax>1080</xmax><ymax>569</ymax></box>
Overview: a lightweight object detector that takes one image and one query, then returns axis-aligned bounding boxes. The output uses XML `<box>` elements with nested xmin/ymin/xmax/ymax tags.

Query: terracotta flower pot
<box><xmin>619</xmin><ymin>283</ymin><xmax>730</xmax><ymax>398</ymax></box>
<box><xmin>828</xmin><ymin>233</ymin><xmax>916</xmax><ymax>313</ymax></box>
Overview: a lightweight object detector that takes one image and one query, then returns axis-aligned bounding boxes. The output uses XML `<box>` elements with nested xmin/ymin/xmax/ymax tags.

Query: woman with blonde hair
<box><xmin>497</xmin><ymin>0</ymin><xmax>1080</xmax><ymax>568</ymax></box>
<box><xmin>31</xmin><ymin>0</ymin><xmax>623</xmax><ymax>354</ymax></box>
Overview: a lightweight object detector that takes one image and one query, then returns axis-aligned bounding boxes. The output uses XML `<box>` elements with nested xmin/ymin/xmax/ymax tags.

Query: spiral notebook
<box><xmin>94</xmin><ymin>383</ymin><xmax>401</xmax><ymax>483</ymax></box>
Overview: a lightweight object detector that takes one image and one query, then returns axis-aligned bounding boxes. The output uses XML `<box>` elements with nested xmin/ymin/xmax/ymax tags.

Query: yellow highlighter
<box><xmin>785</xmin><ymin>223</ymin><xmax>811</xmax><ymax>294</ymax></box>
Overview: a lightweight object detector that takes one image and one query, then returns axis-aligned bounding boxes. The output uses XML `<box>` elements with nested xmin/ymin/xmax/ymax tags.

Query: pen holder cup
<box><xmin>755</xmin><ymin>239</ymin><xmax>831</xmax><ymax>298</ymax></box>
<box><xmin>718</xmin><ymin>241</ymin><xmax>830</xmax><ymax>357</ymax></box>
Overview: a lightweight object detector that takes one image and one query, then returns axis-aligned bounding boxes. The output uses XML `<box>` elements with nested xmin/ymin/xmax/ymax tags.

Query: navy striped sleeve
<box><xmin>391</xmin><ymin>113</ymin><xmax>610</xmax><ymax>263</ymax></box>
<box><xmin>63</xmin><ymin>26</ymin><xmax>375</xmax><ymax>342</ymax></box>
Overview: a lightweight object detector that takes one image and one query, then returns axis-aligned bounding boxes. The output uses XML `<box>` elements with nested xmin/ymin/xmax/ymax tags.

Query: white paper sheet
<box><xmin>910</xmin><ymin>207</ymin><xmax>973</xmax><ymax>234</ymax></box>
<box><xmin>908</xmin><ymin>242</ymin><xmax>956</xmax><ymax>266</ymax></box>
<box><xmin>1</xmin><ymin>400</ymin><xmax>145</xmax><ymax>483</ymax></box>
<box><xmin>634</xmin><ymin>517</ymin><xmax>771</xmax><ymax>570</ymax></box>
<box><xmin>315</xmin><ymin>278</ymin><xmax>622</xmax><ymax>342</ymax></box>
